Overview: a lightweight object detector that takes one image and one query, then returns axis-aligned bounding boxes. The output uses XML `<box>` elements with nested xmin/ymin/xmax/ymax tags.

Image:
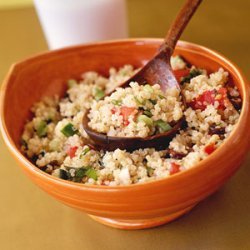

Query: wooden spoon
<box><xmin>82</xmin><ymin>0</ymin><xmax>202</xmax><ymax>151</ymax></box>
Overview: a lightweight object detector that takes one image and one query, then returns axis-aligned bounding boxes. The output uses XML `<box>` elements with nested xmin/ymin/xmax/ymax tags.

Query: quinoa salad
<box><xmin>88</xmin><ymin>82</ymin><xmax>183</xmax><ymax>137</ymax></box>
<box><xmin>21</xmin><ymin>56</ymin><xmax>242</xmax><ymax>186</ymax></box>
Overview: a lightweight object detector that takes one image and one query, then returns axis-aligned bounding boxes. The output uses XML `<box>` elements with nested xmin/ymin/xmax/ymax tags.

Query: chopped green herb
<box><xmin>36</xmin><ymin>120</ymin><xmax>47</xmax><ymax>138</ymax></box>
<box><xmin>134</xmin><ymin>96</ymin><xmax>145</xmax><ymax>106</ymax></box>
<box><xmin>94</xmin><ymin>87</ymin><xmax>105</xmax><ymax>101</ymax></box>
<box><xmin>21</xmin><ymin>139</ymin><xmax>27</xmax><ymax>148</ymax></box>
<box><xmin>144</xmin><ymin>84</ymin><xmax>154</xmax><ymax>93</ymax></box>
<box><xmin>111</xmin><ymin>100</ymin><xmax>122</xmax><ymax>106</ymax></box>
<box><xmin>61</xmin><ymin>123</ymin><xmax>79</xmax><ymax>137</ymax></box>
<box><xmin>180</xmin><ymin>68</ymin><xmax>202</xmax><ymax>85</ymax></box>
<box><xmin>67</xmin><ymin>79</ymin><xmax>77</xmax><ymax>88</ymax></box>
<box><xmin>143</xmin><ymin>110</ymin><xmax>153</xmax><ymax>117</ymax></box>
<box><xmin>146</xmin><ymin>167</ymin><xmax>154</xmax><ymax>177</ymax></box>
<box><xmin>39</xmin><ymin>150</ymin><xmax>46</xmax><ymax>157</ymax></box>
<box><xmin>137</xmin><ymin>115</ymin><xmax>153</xmax><ymax>126</ymax></box>
<box><xmin>74</xmin><ymin>167</ymin><xmax>86</xmax><ymax>182</ymax></box>
<box><xmin>155</xmin><ymin>119</ymin><xmax>172</xmax><ymax>133</ymax></box>
<box><xmin>73</xmin><ymin>166</ymin><xmax>97</xmax><ymax>182</ymax></box>
<box><xmin>149</xmin><ymin>99</ymin><xmax>157</xmax><ymax>105</ymax></box>
<box><xmin>86</xmin><ymin>167</ymin><xmax>98</xmax><ymax>180</ymax></box>
<box><xmin>80</xmin><ymin>146</ymin><xmax>90</xmax><ymax>158</ymax></box>
<box><xmin>59</xmin><ymin>169</ymin><xmax>70</xmax><ymax>180</ymax></box>
<box><xmin>159</xmin><ymin>94</ymin><xmax>165</xmax><ymax>99</ymax></box>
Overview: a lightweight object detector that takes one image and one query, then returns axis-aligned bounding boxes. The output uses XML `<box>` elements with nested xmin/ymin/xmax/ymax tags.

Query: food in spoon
<box><xmin>88</xmin><ymin>82</ymin><xmax>183</xmax><ymax>137</ymax></box>
<box><xmin>21</xmin><ymin>56</ymin><xmax>241</xmax><ymax>185</ymax></box>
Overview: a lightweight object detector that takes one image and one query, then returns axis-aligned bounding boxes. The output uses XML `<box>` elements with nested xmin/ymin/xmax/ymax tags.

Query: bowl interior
<box><xmin>1</xmin><ymin>39</ymin><xmax>244</xmax><ymax>149</ymax></box>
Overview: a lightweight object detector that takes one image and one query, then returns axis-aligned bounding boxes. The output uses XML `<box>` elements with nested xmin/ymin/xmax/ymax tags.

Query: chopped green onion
<box><xmin>94</xmin><ymin>87</ymin><xmax>105</xmax><ymax>101</ymax></box>
<box><xmin>61</xmin><ymin>123</ymin><xmax>79</xmax><ymax>137</ymax></box>
<box><xmin>67</xmin><ymin>79</ymin><xmax>77</xmax><ymax>88</ymax></box>
<box><xmin>36</xmin><ymin>120</ymin><xmax>47</xmax><ymax>138</ymax></box>
<box><xmin>180</xmin><ymin>69</ymin><xmax>202</xmax><ymax>85</ymax></box>
<box><xmin>74</xmin><ymin>168</ymin><xmax>86</xmax><ymax>182</ymax></box>
<box><xmin>144</xmin><ymin>84</ymin><xmax>154</xmax><ymax>93</ymax></box>
<box><xmin>137</xmin><ymin>115</ymin><xmax>153</xmax><ymax>126</ymax></box>
<box><xmin>80</xmin><ymin>146</ymin><xmax>90</xmax><ymax>158</ymax></box>
<box><xmin>155</xmin><ymin>119</ymin><xmax>172</xmax><ymax>133</ymax></box>
<box><xmin>74</xmin><ymin>166</ymin><xmax>97</xmax><ymax>182</ymax></box>
<box><xmin>149</xmin><ymin>99</ymin><xmax>157</xmax><ymax>105</ymax></box>
<box><xmin>111</xmin><ymin>100</ymin><xmax>122</xmax><ymax>106</ymax></box>
<box><xmin>86</xmin><ymin>167</ymin><xmax>98</xmax><ymax>180</ymax></box>
<box><xmin>134</xmin><ymin>96</ymin><xmax>145</xmax><ymax>106</ymax></box>
<box><xmin>146</xmin><ymin>167</ymin><xmax>154</xmax><ymax>177</ymax></box>
<box><xmin>143</xmin><ymin>110</ymin><xmax>153</xmax><ymax>117</ymax></box>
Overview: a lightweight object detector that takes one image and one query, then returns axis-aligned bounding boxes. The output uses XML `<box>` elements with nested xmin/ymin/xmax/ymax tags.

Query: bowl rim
<box><xmin>0</xmin><ymin>38</ymin><xmax>249</xmax><ymax>192</ymax></box>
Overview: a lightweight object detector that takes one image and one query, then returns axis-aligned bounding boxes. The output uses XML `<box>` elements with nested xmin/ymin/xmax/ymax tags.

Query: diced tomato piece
<box><xmin>218</xmin><ymin>87</ymin><xmax>227</xmax><ymax>96</ymax></box>
<box><xmin>189</xmin><ymin>88</ymin><xmax>228</xmax><ymax>111</ymax></box>
<box><xmin>111</xmin><ymin>108</ymin><xmax>117</xmax><ymax>114</ymax></box>
<box><xmin>204</xmin><ymin>143</ymin><xmax>216</xmax><ymax>155</ymax></box>
<box><xmin>173</xmin><ymin>69</ymin><xmax>190</xmax><ymax>83</ymax></box>
<box><xmin>216</xmin><ymin>87</ymin><xmax>228</xmax><ymax>110</ymax></box>
<box><xmin>123</xmin><ymin>120</ymin><xmax>130</xmax><ymax>126</ymax></box>
<box><xmin>169</xmin><ymin>162</ymin><xmax>181</xmax><ymax>175</ymax></box>
<box><xmin>120</xmin><ymin>106</ymin><xmax>137</xmax><ymax>120</ymax></box>
<box><xmin>66</xmin><ymin>146</ymin><xmax>78</xmax><ymax>159</ymax></box>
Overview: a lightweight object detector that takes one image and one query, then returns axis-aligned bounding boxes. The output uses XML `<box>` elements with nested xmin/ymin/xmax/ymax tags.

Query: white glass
<box><xmin>34</xmin><ymin>0</ymin><xmax>128</xmax><ymax>50</ymax></box>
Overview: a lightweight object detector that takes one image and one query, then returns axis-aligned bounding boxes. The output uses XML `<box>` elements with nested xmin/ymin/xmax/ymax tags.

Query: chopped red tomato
<box><xmin>204</xmin><ymin>143</ymin><xmax>216</xmax><ymax>155</ymax></box>
<box><xmin>120</xmin><ymin>106</ymin><xmax>137</xmax><ymax>126</ymax></box>
<box><xmin>123</xmin><ymin>120</ymin><xmax>130</xmax><ymax>126</ymax></box>
<box><xmin>66</xmin><ymin>146</ymin><xmax>78</xmax><ymax>159</ymax></box>
<box><xmin>189</xmin><ymin>88</ymin><xmax>227</xmax><ymax>111</ymax></box>
<box><xmin>173</xmin><ymin>69</ymin><xmax>190</xmax><ymax>83</ymax></box>
<box><xmin>169</xmin><ymin>162</ymin><xmax>181</xmax><ymax>175</ymax></box>
<box><xmin>111</xmin><ymin>108</ymin><xmax>117</xmax><ymax>114</ymax></box>
<box><xmin>120</xmin><ymin>106</ymin><xmax>137</xmax><ymax>120</ymax></box>
<box><xmin>216</xmin><ymin>87</ymin><xmax>228</xmax><ymax>109</ymax></box>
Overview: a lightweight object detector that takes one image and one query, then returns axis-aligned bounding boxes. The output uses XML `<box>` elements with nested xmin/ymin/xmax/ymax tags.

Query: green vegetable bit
<box><xmin>67</xmin><ymin>79</ymin><xmax>77</xmax><ymax>88</ymax></box>
<box><xmin>94</xmin><ymin>87</ymin><xmax>105</xmax><ymax>101</ymax></box>
<box><xmin>74</xmin><ymin>167</ymin><xmax>86</xmax><ymax>182</ymax></box>
<box><xmin>155</xmin><ymin>119</ymin><xmax>172</xmax><ymax>133</ymax></box>
<box><xmin>61</xmin><ymin>123</ymin><xmax>79</xmax><ymax>137</ymax></box>
<box><xmin>144</xmin><ymin>84</ymin><xmax>154</xmax><ymax>93</ymax></box>
<box><xmin>149</xmin><ymin>99</ymin><xmax>157</xmax><ymax>105</ymax></box>
<box><xmin>143</xmin><ymin>110</ymin><xmax>153</xmax><ymax>117</ymax></box>
<box><xmin>111</xmin><ymin>100</ymin><xmax>122</xmax><ymax>106</ymax></box>
<box><xmin>36</xmin><ymin>120</ymin><xmax>47</xmax><ymax>137</ymax></box>
<box><xmin>80</xmin><ymin>146</ymin><xmax>90</xmax><ymax>158</ymax></box>
<box><xmin>146</xmin><ymin>167</ymin><xmax>154</xmax><ymax>177</ymax></box>
<box><xmin>85</xmin><ymin>167</ymin><xmax>98</xmax><ymax>181</ymax></box>
<box><xmin>134</xmin><ymin>96</ymin><xmax>145</xmax><ymax>106</ymax></box>
<box><xmin>20</xmin><ymin>139</ymin><xmax>28</xmax><ymax>148</ymax></box>
<box><xmin>180</xmin><ymin>68</ymin><xmax>202</xmax><ymax>85</ymax></box>
<box><xmin>74</xmin><ymin>166</ymin><xmax>98</xmax><ymax>182</ymax></box>
<box><xmin>137</xmin><ymin>115</ymin><xmax>153</xmax><ymax>126</ymax></box>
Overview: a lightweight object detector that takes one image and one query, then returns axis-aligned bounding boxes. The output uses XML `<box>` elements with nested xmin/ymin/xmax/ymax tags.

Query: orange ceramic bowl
<box><xmin>1</xmin><ymin>39</ymin><xmax>250</xmax><ymax>230</ymax></box>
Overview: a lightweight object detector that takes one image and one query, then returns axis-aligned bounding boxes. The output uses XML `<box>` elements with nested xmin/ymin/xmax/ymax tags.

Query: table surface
<box><xmin>0</xmin><ymin>2</ymin><xmax>249</xmax><ymax>250</ymax></box>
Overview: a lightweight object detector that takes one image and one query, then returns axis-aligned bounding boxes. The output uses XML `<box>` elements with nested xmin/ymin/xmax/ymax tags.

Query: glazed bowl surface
<box><xmin>1</xmin><ymin>39</ymin><xmax>249</xmax><ymax>229</ymax></box>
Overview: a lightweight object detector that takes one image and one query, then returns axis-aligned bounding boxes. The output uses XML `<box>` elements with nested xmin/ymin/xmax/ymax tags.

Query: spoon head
<box><xmin>118</xmin><ymin>49</ymin><xmax>180</xmax><ymax>92</ymax></box>
<box><xmin>82</xmin><ymin>111</ymin><xmax>183</xmax><ymax>151</ymax></box>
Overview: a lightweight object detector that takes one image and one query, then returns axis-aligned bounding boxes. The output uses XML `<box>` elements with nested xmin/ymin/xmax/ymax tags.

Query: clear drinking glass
<box><xmin>34</xmin><ymin>0</ymin><xmax>128</xmax><ymax>50</ymax></box>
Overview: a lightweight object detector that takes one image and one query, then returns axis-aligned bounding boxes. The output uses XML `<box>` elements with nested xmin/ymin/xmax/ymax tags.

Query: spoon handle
<box><xmin>161</xmin><ymin>0</ymin><xmax>202</xmax><ymax>53</ymax></box>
